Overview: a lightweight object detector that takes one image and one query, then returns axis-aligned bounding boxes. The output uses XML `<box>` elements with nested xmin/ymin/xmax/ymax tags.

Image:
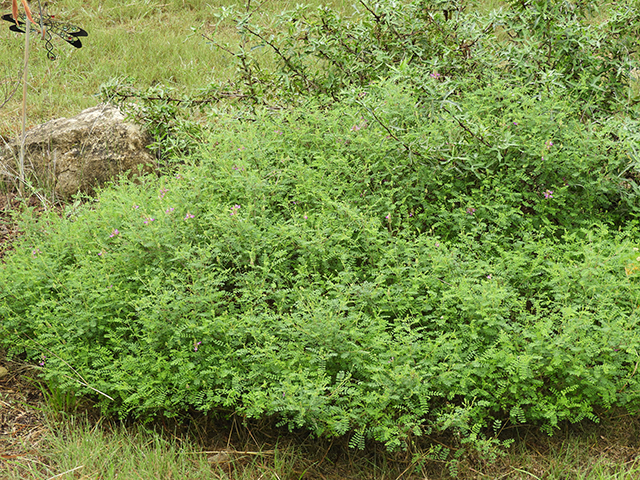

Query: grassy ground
<box><xmin>2</xmin><ymin>0</ymin><xmax>640</xmax><ymax>478</ymax></box>
<box><xmin>0</xmin><ymin>0</ymin><xmax>349</xmax><ymax>139</ymax></box>
<box><xmin>2</xmin><ymin>361</ymin><xmax>640</xmax><ymax>479</ymax></box>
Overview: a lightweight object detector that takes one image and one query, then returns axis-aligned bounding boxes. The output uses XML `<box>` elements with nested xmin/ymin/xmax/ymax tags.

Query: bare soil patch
<box><xmin>0</xmin><ymin>357</ymin><xmax>51</xmax><ymax>478</ymax></box>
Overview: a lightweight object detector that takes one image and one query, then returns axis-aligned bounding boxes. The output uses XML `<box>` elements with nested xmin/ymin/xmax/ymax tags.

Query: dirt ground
<box><xmin>0</xmin><ymin>356</ymin><xmax>50</xmax><ymax>476</ymax></box>
<box><xmin>0</xmin><ymin>192</ymin><xmax>24</xmax><ymax>258</ymax></box>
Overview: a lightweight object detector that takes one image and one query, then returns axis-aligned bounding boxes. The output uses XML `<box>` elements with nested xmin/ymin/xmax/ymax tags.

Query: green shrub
<box><xmin>200</xmin><ymin>0</ymin><xmax>638</xmax><ymax>115</ymax></box>
<box><xmin>3</xmin><ymin>0</ymin><xmax>640</xmax><ymax>462</ymax></box>
<box><xmin>3</xmin><ymin>98</ymin><xmax>640</xmax><ymax>454</ymax></box>
<box><xmin>100</xmin><ymin>78</ymin><xmax>207</xmax><ymax>165</ymax></box>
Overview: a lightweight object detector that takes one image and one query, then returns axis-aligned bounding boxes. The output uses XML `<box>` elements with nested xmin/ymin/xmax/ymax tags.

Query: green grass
<box><xmin>4</xmin><ymin>399</ymin><xmax>640</xmax><ymax>479</ymax></box>
<box><xmin>5</xmin><ymin>419</ymin><xmax>220</xmax><ymax>479</ymax></box>
<box><xmin>0</xmin><ymin>0</ymin><xmax>352</xmax><ymax>138</ymax></box>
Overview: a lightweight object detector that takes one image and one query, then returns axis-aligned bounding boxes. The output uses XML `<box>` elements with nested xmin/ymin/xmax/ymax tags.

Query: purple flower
<box><xmin>194</xmin><ymin>341</ymin><xmax>202</xmax><ymax>352</ymax></box>
<box><xmin>487</xmin><ymin>274</ymin><xmax>492</xmax><ymax>279</ymax></box>
<box><xmin>31</xmin><ymin>248</ymin><xmax>41</xmax><ymax>257</ymax></box>
<box><xmin>184</xmin><ymin>212</ymin><xmax>195</xmax><ymax>220</ymax></box>
<box><xmin>544</xmin><ymin>190</ymin><xmax>553</xmax><ymax>199</ymax></box>
<box><xmin>466</xmin><ymin>207</ymin><xmax>476</xmax><ymax>215</ymax></box>
<box><xmin>109</xmin><ymin>228</ymin><xmax>120</xmax><ymax>238</ymax></box>
<box><xmin>430</xmin><ymin>72</ymin><xmax>441</xmax><ymax>79</ymax></box>
<box><xmin>435</xmin><ymin>242</ymin><xmax>440</xmax><ymax>248</ymax></box>
<box><xmin>350</xmin><ymin>119</ymin><xmax>368</xmax><ymax>132</ymax></box>
<box><xmin>230</xmin><ymin>205</ymin><xmax>241</xmax><ymax>216</ymax></box>
<box><xmin>39</xmin><ymin>356</ymin><xmax>46</xmax><ymax>367</ymax></box>
<box><xmin>385</xmin><ymin>214</ymin><xmax>390</xmax><ymax>220</ymax></box>
<box><xmin>165</xmin><ymin>207</ymin><xmax>174</xmax><ymax>214</ymax></box>
<box><xmin>143</xmin><ymin>217</ymin><xmax>155</xmax><ymax>224</ymax></box>
<box><xmin>133</xmin><ymin>205</ymin><xmax>140</xmax><ymax>209</ymax></box>
<box><xmin>545</xmin><ymin>140</ymin><xmax>554</xmax><ymax>149</ymax></box>
<box><xmin>158</xmin><ymin>188</ymin><xmax>168</xmax><ymax>199</ymax></box>
<box><xmin>303</xmin><ymin>215</ymin><xmax>308</xmax><ymax>220</ymax></box>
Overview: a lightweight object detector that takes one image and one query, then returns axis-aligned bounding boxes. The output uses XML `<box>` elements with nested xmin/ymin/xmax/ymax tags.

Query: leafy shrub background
<box><xmin>2</xmin><ymin>0</ymin><xmax>640</xmax><ymax>456</ymax></box>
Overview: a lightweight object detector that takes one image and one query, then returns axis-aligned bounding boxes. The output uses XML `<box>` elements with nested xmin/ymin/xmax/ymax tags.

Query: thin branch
<box><xmin>188</xmin><ymin>450</ymin><xmax>275</xmax><ymax>455</ymax></box>
<box><xmin>0</xmin><ymin>74</ymin><xmax>21</xmax><ymax>110</ymax></box>
<box><xmin>19</xmin><ymin>14</ymin><xmax>30</xmax><ymax>198</ymax></box>
<box><xmin>357</xmin><ymin>101</ymin><xmax>424</xmax><ymax>161</ymax></box>
<box><xmin>241</xmin><ymin>24</ymin><xmax>317</xmax><ymax>92</ymax></box>
<box><xmin>357</xmin><ymin>0</ymin><xmax>383</xmax><ymax>23</ymax></box>
<box><xmin>26</xmin><ymin>334</ymin><xmax>115</xmax><ymax>401</ymax></box>
<box><xmin>441</xmin><ymin>105</ymin><xmax>491</xmax><ymax>147</ymax></box>
<box><xmin>109</xmin><ymin>90</ymin><xmax>249</xmax><ymax>105</ymax></box>
<box><xmin>45</xmin><ymin>465</ymin><xmax>84</xmax><ymax>480</ymax></box>
<box><xmin>57</xmin><ymin>372</ymin><xmax>115</xmax><ymax>401</ymax></box>
<box><xmin>200</xmin><ymin>33</ymin><xmax>237</xmax><ymax>57</ymax></box>
<box><xmin>357</xmin><ymin>0</ymin><xmax>403</xmax><ymax>41</ymax></box>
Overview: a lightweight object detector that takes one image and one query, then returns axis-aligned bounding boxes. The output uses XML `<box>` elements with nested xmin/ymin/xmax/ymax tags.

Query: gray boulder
<box><xmin>0</xmin><ymin>104</ymin><xmax>157</xmax><ymax>199</ymax></box>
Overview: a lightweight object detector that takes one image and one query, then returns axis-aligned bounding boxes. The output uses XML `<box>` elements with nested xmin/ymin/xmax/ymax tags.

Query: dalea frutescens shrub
<box><xmin>3</xmin><ymin>101</ymin><xmax>640</xmax><ymax>454</ymax></box>
<box><xmin>3</xmin><ymin>0</ymin><xmax>640</xmax><ymax>463</ymax></box>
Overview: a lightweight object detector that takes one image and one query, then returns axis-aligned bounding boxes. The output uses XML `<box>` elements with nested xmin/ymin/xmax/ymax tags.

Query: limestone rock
<box><xmin>0</xmin><ymin>104</ymin><xmax>157</xmax><ymax>198</ymax></box>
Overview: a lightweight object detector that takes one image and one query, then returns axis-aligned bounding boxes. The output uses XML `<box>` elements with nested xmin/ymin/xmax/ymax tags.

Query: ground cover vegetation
<box><xmin>2</xmin><ymin>0</ymin><xmax>640</xmax><ymax>476</ymax></box>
